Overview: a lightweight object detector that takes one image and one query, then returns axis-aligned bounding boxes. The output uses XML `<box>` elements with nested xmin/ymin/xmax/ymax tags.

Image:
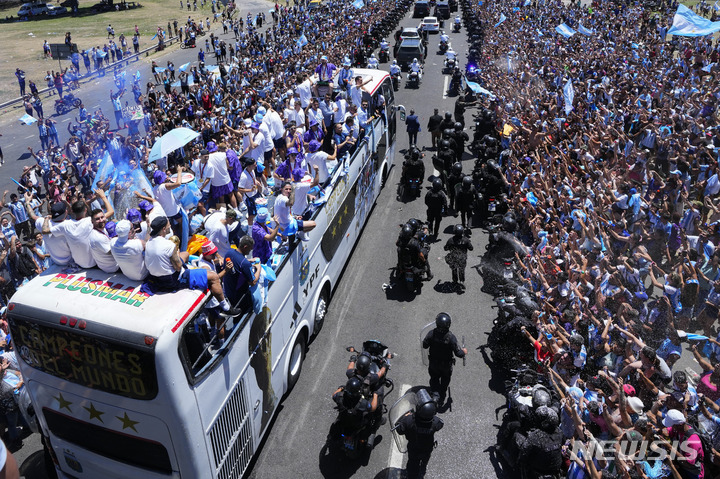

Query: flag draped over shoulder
<box><xmin>668</xmin><ymin>4</ymin><xmax>720</xmax><ymax>37</ymax></box>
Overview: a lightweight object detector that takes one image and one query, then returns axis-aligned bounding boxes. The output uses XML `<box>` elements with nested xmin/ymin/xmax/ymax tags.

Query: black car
<box><xmin>435</xmin><ymin>1</ymin><xmax>450</xmax><ymax>20</ymax></box>
<box><xmin>413</xmin><ymin>0</ymin><xmax>430</xmax><ymax>18</ymax></box>
<box><xmin>396</xmin><ymin>38</ymin><xmax>426</xmax><ymax>70</ymax></box>
<box><xmin>448</xmin><ymin>0</ymin><xmax>457</xmax><ymax>12</ymax></box>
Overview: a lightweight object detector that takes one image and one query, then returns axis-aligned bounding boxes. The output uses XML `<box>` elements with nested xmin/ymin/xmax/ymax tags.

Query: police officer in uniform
<box><xmin>454</xmin><ymin>176</ymin><xmax>476</xmax><ymax>229</ymax></box>
<box><xmin>408</xmin><ymin>218</ymin><xmax>433</xmax><ymax>280</ymax></box>
<box><xmin>453</xmin><ymin>90</ymin><xmax>476</xmax><ymax>128</ymax></box>
<box><xmin>401</xmin><ymin>147</ymin><xmax>426</xmax><ymax>194</ymax></box>
<box><xmin>422</xmin><ymin>313</ymin><xmax>466</xmax><ymax>404</ymax></box>
<box><xmin>444</xmin><ymin>224</ymin><xmax>473</xmax><ymax>289</ymax></box>
<box><xmin>447</xmin><ymin>162</ymin><xmax>463</xmax><ymax>213</ymax></box>
<box><xmin>329</xmin><ymin>377</ymin><xmax>379</xmax><ymax>441</ymax></box>
<box><xmin>346</xmin><ymin>350</ymin><xmax>389</xmax><ymax>412</ymax></box>
<box><xmin>439</xmin><ymin>112</ymin><xmax>454</xmax><ymax>134</ymax></box>
<box><xmin>397</xmin><ymin>224</ymin><xmax>426</xmax><ymax>276</ymax></box>
<box><xmin>395</xmin><ymin>389</ymin><xmax>444</xmax><ymax>479</ymax></box>
<box><xmin>450</xmin><ymin>122</ymin><xmax>469</xmax><ymax>162</ymax></box>
<box><xmin>425</xmin><ymin>179</ymin><xmax>447</xmax><ymax>240</ymax></box>
<box><xmin>433</xmin><ymin>138</ymin><xmax>455</xmax><ymax>186</ymax></box>
<box><xmin>514</xmin><ymin>405</ymin><xmax>563</xmax><ymax>478</ymax></box>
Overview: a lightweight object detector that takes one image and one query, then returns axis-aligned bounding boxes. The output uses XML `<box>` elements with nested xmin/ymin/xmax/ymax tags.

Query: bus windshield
<box><xmin>11</xmin><ymin>316</ymin><xmax>158</xmax><ymax>400</ymax></box>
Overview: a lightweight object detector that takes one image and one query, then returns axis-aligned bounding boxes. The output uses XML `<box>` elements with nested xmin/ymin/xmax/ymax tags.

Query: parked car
<box><xmin>419</xmin><ymin>16</ymin><xmax>440</xmax><ymax>33</ymax></box>
<box><xmin>17</xmin><ymin>2</ymin><xmax>49</xmax><ymax>16</ymax></box>
<box><xmin>47</xmin><ymin>5</ymin><xmax>67</xmax><ymax>15</ymax></box>
<box><xmin>413</xmin><ymin>0</ymin><xmax>430</xmax><ymax>17</ymax></box>
<box><xmin>396</xmin><ymin>38</ymin><xmax>426</xmax><ymax>70</ymax></box>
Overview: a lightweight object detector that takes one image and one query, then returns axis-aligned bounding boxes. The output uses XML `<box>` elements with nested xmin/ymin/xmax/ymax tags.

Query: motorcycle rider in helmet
<box><xmin>425</xmin><ymin>178</ymin><xmax>448</xmax><ymax>240</ymax></box>
<box><xmin>367</xmin><ymin>53</ymin><xmax>379</xmax><ymax>69</ymax></box>
<box><xmin>390</xmin><ymin>59</ymin><xmax>402</xmax><ymax>78</ymax></box>
<box><xmin>410</xmin><ymin>58</ymin><xmax>423</xmax><ymax>81</ymax></box>
<box><xmin>451</xmin><ymin>121</ymin><xmax>469</xmax><ymax>162</ymax></box>
<box><xmin>444</xmin><ymin>224</ymin><xmax>473</xmax><ymax>289</ymax></box>
<box><xmin>329</xmin><ymin>377</ymin><xmax>380</xmax><ymax>441</ymax></box>
<box><xmin>513</xmin><ymin>405</ymin><xmax>563</xmax><ymax>478</ymax></box>
<box><xmin>407</xmin><ymin>218</ymin><xmax>433</xmax><ymax>280</ymax></box>
<box><xmin>454</xmin><ymin>15</ymin><xmax>461</xmax><ymax>27</ymax></box>
<box><xmin>380</xmin><ymin>38</ymin><xmax>390</xmax><ymax>53</ymax></box>
<box><xmin>454</xmin><ymin>175</ymin><xmax>476</xmax><ymax>228</ymax></box>
<box><xmin>447</xmin><ymin>162</ymin><xmax>463</xmax><ymax>213</ymax></box>
<box><xmin>439</xmin><ymin>31</ymin><xmax>449</xmax><ymax>47</ymax></box>
<box><xmin>422</xmin><ymin>314</ymin><xmax>467</xmax><ymax>403</ymax></box>
<box><xmin>346</xmin><ymin>350</ymin><xmax>390</xmax><ymax>417</ymax></box>
<box><xmin>396</xmin><ymin>224</ymin><xmax>426</xmax><ymax>280</ymax></box>
<box><xmin>395</xmin><ymin>388</ymin><xmax>444</xmax><ymax>479</ymax></box>
<box><xmin>402</xmin><ymin>147</ymin><xmax>426</xmax><ymax>191</ymax></box>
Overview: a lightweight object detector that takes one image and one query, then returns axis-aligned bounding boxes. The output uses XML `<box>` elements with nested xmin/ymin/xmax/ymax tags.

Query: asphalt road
<box><xmin>246</xmin><ymin>13</ymin><xmax>508</xmax><ymax>479</ymax></box>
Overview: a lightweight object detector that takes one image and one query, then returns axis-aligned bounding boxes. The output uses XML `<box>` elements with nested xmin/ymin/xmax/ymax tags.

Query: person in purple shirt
<box><xmin>314</xmin><ymin>56</ymin><xmax>337</xmax><ymax>97</ymax></box>
<box><xmin>251</xmin><ymin>209</ymin><xmax>280</xmax><ymax>264</ymax></box>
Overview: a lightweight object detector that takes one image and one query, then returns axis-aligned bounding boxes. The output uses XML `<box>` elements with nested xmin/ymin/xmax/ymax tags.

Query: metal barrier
<box><xmin>0</xmin><ymin>34</ymin><xmax>180</xmax><ymax>111</ymax></box>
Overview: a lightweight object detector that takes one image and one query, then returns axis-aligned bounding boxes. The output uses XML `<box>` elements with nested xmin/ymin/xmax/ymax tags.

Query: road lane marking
<box><xmin>62</xmin><ymin>118</ymin><xmax>71</xmax><ymax>122</ymax></box>
<box><xmin>24</xmin><ymin>135</ymin><xmax>34</xmax><ymax>139</ymax></box>
<box><xmin>442</xmin><ymin>76</ymin><xmax>449</xmax><ymax>99</ymax></box>
<box><xmin>387</xmin><ymin>383</ymin><xmax>411</xmax><ymax>476</ymax></box>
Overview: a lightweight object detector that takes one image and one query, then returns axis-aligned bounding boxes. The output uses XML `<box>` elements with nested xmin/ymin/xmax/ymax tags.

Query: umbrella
<box><xmin>148</xmin><ymin>127</ymin><xmax>200</xmax><ymax>163</ymax></box>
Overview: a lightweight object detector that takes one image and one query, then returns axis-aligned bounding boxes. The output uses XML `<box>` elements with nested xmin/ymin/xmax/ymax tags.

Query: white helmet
<box><xmin>413</xmin><ymin>58</ymin><xmax>418</xmax><ymax>63</ymax></box>
<box><xmin>392</xmin><ymin>59</ymin><xmax>397</xmax><ymax>65</ymax></box>
<box><xmin>371</xmin><ymin>53</ymin><xmax>376</xmax><ymax>59</ymax></box>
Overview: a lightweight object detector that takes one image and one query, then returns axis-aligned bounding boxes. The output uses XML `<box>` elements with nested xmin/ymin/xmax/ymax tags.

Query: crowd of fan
<box><xmin>465</xmin><ymin>0</ymin><xmax>720</xmax><ymax>476</ymax></box>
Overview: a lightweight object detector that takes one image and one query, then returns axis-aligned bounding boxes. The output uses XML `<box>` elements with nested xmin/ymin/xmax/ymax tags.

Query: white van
<box><xmin>18</xmin><ymin>2</ymin><xmax>49</xmax><ymax>16</ymax></box>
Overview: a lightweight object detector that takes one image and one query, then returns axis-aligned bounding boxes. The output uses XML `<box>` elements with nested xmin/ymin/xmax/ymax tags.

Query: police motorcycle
<box><xmin>438</xmin><ymin>31</ymin><xmax>449</xmax><ymax>54</ymax></box>
<box><xmin>390</xmin><ymin>60</ymin><xmax>402</xmax><ymax>91</ymax></box>
<box><xmin>394</xmin><ymin>219</ymin><xmax>431</xmax><ymax>292</ymax></box>
<box><xmin>326</xmin><ymin>341</ymin><xmax>394</xmax><ymax>459</ymax></box>
<box><xmin>367</xmin><ymin>53</ymin><xmax>380</xmax><ymax>69</ymax></box>
<box><xmin>399</xmin><ymin>148</ymin><xmax>425</xmax><ymax>199</ymax></box>
<box><xmin>443</xmin><ymin>50</ymin><xmax>457</xmax><ymax>74</ymax></box>
<box><xmin>379</xmin><ymin>39</ymin><xmax>390</xmax><ymax>63</ymax></box>
<box><xmin>453</xmin><ymin>16</ymin><xmax>461</xmax><ymax>32</ymax></box>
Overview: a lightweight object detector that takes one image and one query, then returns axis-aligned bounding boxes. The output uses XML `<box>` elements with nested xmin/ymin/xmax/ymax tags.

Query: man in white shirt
<box><xmin>88</xmin><ymin>207</ymin><xmax>119</xmax><ymax>273</ymax></box>
<box><xmin>238</xmin><ymin>156</ymin><xmax>261</xmax><ymax>226</ymax></box>
<box><xmin>291</xmin><ymin>165</ymin><xmax>320</xmax><ymax>217</ymax></box>
<box><xmin>191</xmin><ymin>148</ymin><xmax>213</xmax><ymax>215</ymax></box>
<box><xmin>111</xmin><ymin>220</ymin><xmax>148</xmax><ymax>280</ymax></box>
<box><xmin>295</xmin><ymin>73</ymin><xmax>314</xmax><ymax>108</ymax></box>
<box><xmin>260</xmin><ymin>101</ymin><xmax>286</xmax><ymax>158</ymax></box>
<box><xmin>144</xmin><ymin>216</ymin><xmax>239</xmax><ymax>316</ymax></box>
<box><xmin>204</xmin><ymin>209</ymin><xmax>240</xmax><ymax>258</ymax></box>
<box><xmin>27</xmin><ymin>201</ymin><xmax>72</xmax><ymax>266</ymax></box>
<box><xmin>206</xmin><ymin>141</ymin><xmax>237</xmax><ymax>209</ymax></box>
<box><xmin>152</xmin><ymin>166</ymin><xmax>184</xmax><ymax>238</ymax></box>
<box><xmin>43</xmin><ymin>190</ymin><xmax>113</xmax><ymax>269</ymax></box>
<box><xmin>333</xmin><ymin>92</ymin><xmax>349</xmax><ymax>125</ymax></box>
<box><xmin>254</xmin><ymin>111</ymin><xmax>276</xmax><ymax>171</ymax></box>
<box><xmin>287</xmin><ymin>101</ymin><xmax>306</xmax><ymax>135</ymax></box>
<box><xmin>306</xmin><ymin>140</ymin><xmax>338</xmax><ymax>184</ymax></box>
<box><xmin>350</xmin><ymin>75</ymin><xmax>372</xmax><ymax>107</ymax></box>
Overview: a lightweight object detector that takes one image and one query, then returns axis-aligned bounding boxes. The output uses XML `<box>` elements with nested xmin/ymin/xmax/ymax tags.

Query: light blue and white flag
<box><xmin>19</xmin><ymin>114</ymin><xmax>37</xmax><ymax>125</ymax></box>
<box><xmin>97</xmin><ymin>50</ymin><xmax>107</xmax><ymax>58</ymax></box>
<box><xmin>563</xmin><ymin>78</ymin><xmax>574</xmax><ymax>115</ymax></box>
<box><xmin>494</xmin><ymin>13</ymin><xmax>506</xmax><ymax>27</ymax></box>
<box><xmin>296</xmin><ymin>33</ymin><xmax>308</xmax><ymax>47</ymax></box>
<box><xmin>134</xmin><ymin>70</ymin><xmax>141</xmax><ymax>82</ymax></box>
<box><xmin>577</xmin><ymin>23</ymin><xmax>593</xmax><ymax>36</ymax></box>
<box><xmin>715</xmin><ymin>1</ymin><xmax>720</xmax><ymax>11</ymax></box>
<box><xmin>703</xmin><ymin>62</ymin><xmax>716</xmax><ymax>72</ymax></box>
<box><xmin>555</xmin><ymin>23</ymin><xmax>576</xmax><ymax>38</ymax></box>
<box><xmin>523</xmin><ymin>0</ymin><xmax>531</xmax><ymax>6</ymax></box>
<box><xmin>352</xmin><ymin>0</ymin><xmax>364</xmax><ymax>8</ymax></box>
<box><xmin>466</xmin><ymin>81</ymin><xmax>495</xmax><ymax>98</ymax></box>
<box><xmin>179</xmin><ymin>62</ymin><xmax>191</xmax><ymax>72</ymax></box>
<box><xmin>154</xmin><ymin>66</ymin><xmax>166</xmax><ymax>73</ymax></box>
<box><xmin>668</xmin><ymin>4</ymin><xmax>720</xmax><ymax>37</ymax></box>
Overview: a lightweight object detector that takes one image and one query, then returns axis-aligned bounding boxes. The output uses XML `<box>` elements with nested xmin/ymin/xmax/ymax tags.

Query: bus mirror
<box><xmin>397</xmin><ymin>105</ymin><xmax>406</xmax><ymax>122</ymax></box>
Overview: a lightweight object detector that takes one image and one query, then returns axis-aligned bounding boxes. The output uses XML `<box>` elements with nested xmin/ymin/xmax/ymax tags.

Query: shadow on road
<box><xmin>372</xmin><ymin>467</ymin><xmax>405</xmax><ymax>479</ymax></box>
<box><xmin>19</xmin><ymin>450</ymin><xmax>52</xmax><ymax>479</ymax></box>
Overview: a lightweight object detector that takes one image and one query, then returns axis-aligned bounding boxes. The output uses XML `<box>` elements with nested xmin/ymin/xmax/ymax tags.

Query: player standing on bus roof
<box><xmin>143</xmin><ymin>216</ymin><xmax>239</xmax><ymax>317</ymax></box>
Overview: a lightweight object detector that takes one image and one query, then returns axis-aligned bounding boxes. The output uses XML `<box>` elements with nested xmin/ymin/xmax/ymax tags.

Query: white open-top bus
<box><xmin>7</xmin><ymin>68</ymin><xmax>397</xmax><ymax>479</ymax></box>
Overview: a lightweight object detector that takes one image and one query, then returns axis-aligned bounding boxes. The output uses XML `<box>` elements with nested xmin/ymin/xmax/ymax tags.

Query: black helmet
<box><xmin>454</xmin><ymin>122</ymin><xmax>463</xmax><ymax>132</ymax></box>
<box><xmin>453</xmin><ymin>224</ymin><xmax>464</xmax><ymax>237</ymax></box>
<box><xmin>436</xmin><ymin>312</ymin><xmax>452</xmax><ymax>330</ymax></box>
<box><xmin>345</xmin><ymin>377</ymin><xmax>363</xmax><ymax>397</ymax></box>
<box><xmin>462</xmin><ymin>175</ymin><xmax>473</xmax><ymax>189</ymax></box>
<box><xmin>444</xmin><ymin>111</ymin><xmax>452</xmax><ymax>120</ymax></box>
<box><xmin>534</xmin><ymin>405</ymin><xmax>559</xmax><ymax>432</ymax></box>
<box><xmin>355</xmin><ymin>354</ymin><xmax>372</xmax><ymax>376</ymax></box>
<box><xmin>531</xmin><ymin>387</ymin><xmax>552</xmax><ymax>408</ymax></box>
<box><xmin>407</xmin><ymin>218</ymin><xmax>421</xmax><ymax>232</ymax></box>
<box><xmin>417</xmin><ymin>401</ymin><xmax>437</xmax><ymax>420</ymax></box>
<box><xmin>452</xmin><ymin>162</ymin><xmax>462</xmax><ymax>175</ymax></box>
<box><xmin>410</xmin><ymin>147</ymin><xmax>421</xmax><ymax>160</ymax></box>
<box><xmin>440</xmin><ymin>139</ymin><xmax>451</xmax><ymax>150</ymax></box>
<box><xmin>432</xmin><ymin>178</ymin><xmax>443</xmax><ymax>192</ymax></box>
<box><xmin>487</xmin><ymin>160</ymin><xmax>500</xmax><ymax>171</ymax></box>
<box><xmin>400</xmin><ymin>224</ymin><xmax>414</xmax><ymax>240</ymax></box>
<box><xmin>502</xmin><ymin>215</ymin><xmax>517</xmax><ymax>233</ymax></box>
<box><xmin>442</xmin><ymin>128</ymin><xmax>453</xmax><ymax>139</ymax></box>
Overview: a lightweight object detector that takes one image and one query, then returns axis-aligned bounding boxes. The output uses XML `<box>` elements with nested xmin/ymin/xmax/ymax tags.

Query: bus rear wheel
<box><xmin>313</xmin><ymin>287</ymin><xmax>329</xmax><ymax>335</ymax></box>
<box><xmin>287</xmin><ymin>331</ymin><xmax>306</xmax><ymax>392</ymax></box>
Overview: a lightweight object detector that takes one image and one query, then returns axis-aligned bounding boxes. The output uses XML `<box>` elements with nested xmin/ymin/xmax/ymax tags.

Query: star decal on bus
<box><xmin>53</xmin><ymin>393</ymin><xmax>72</xmax><ymax>413</ymax></box>
<box><xmin>84</xmin><ymin>403</ymin><xmax>105</xmax><ymax>423</ymax></box>
<box><xmin>116</xmin><ymin>412</ymin><xmax>139</xmax><ymax>432</ymax></box>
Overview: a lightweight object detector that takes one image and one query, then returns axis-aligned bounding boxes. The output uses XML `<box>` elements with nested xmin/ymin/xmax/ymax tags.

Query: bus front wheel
<box><xmin>313</xmin><ymin>286</ymin><xmax>329</xmax><ymax>335</ymax></box>
<box><xmin>287</xmin><ymin>331</ymin><xmax>307</xmax><ymax>392</ymax></box>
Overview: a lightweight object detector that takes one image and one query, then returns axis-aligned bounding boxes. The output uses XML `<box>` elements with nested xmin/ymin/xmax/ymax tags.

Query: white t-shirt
<box><xmin>350</xmin><ymin>85</ymin><xmax>364</xmax><ymax>107</ymax></box>
<box><xmin>147</xmin><ymin>201</ymin><xmax>167</xmax><ymax>223</ymax></box>
<box><xmin>154</xmin><ymin>183</ymin><xmax>180</xmax><ymax>217</ymax></box>
<box><xmin>248</xmin><ymin>131</ymin><xmax>265</xmax><ymax>162</ymax></box>
<box><xmin>264</xmin><ymin>110</ymin><xmax>284</xmax><ymax>140</ymax></box>
<box><xmin>204</xmin><ymin>212</ymin><xmax>231</xmax><ymax>257</ymax></box>
<box><xmin>36</xmin><ymin>218</ymin><xmax>72</xmax><ymax>266</ymax></box>
<box><xmin>89</xmin><ymin>228</ymin><xmax>119</xmax><ymax>273</ymax></box>
<box><xmin>274</xmin><ymin>194</ymin><xmax>292</xmax><ymax>229</ymax></box>
<box><xmin>291</xmin><ymin>179</ymin><xmax>313</xmax><ymax>216</ymax></box>
<box><xmin>258</xmin><ymin>123</ymin><xmax>274</xmax><ymax>153</ymax></box>
<box><xmin>110</xmin><ymin>237</ymin><xmax>148</xmax><ymax>281</ymax></box>
<box><xmin>208</xmin><ymin>151</ymin><xmax>231</xmax><ymax>187</ymax></box>
<box><xmin>287</xmin><ymin>108</ymin><xmax>306</xmax><ymax>134</ymax></box>
<box><xmin>191</xmin><ymin>159</ymin><xmax>213</xmax><ymax>193</ymax></box>
<box><xmin>297</xmin><ymin>80</ymin><xmax>313</xmax><ymax>108</ymax></box>
<box><xmin>307</xmin><ymin>151</ymin><xmax>335</xmax><ymax>182</ymax></box>
<box><xmin>50</xmin><ymin>217</ymin><xmax>96</xmax><ymax>268</ymax></box>
<box><xmin>334</xmin><ymin>98</ymin><xmax>348</xmax><ymax>124</ymax></box>
<box><xmin>238</xmin><ymin>169</ymin><xmax>258</xmax><ymax>200</ymax></box>
<box><xmin>145</xmin><ymin>236</ymin><xmax>176</xmax><ymax>277</ymax></box>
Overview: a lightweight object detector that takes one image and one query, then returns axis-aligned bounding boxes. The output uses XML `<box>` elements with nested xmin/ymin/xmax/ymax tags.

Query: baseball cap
<box><xmin>51</xmin><ymin>202</ymin><xmax>67</xmax><ymax>221</ymax></box>
<box><xmin>149</xmin><ymin>216</ymin><xmax>169</xmax><ymax>236</ymax></box>
<box><xmin>623</xmin><ymin>384</ymin><xmax>636</xmax><ymax>396</ymax></box>
<box><xmin>115</xmin><ymin>220</ymin><xmax>132</xmax><ymax>243</ymax></box>
<box><xmin>153</xmin><ymin>170</ymin><xmax>167</xmax><ymax>185</ymax></box>
<box><xmin>287</xmin><ymin>147</ymin><xmax>299</xmax><ymax>155</ymax></box>
<box><xmin>663</xmin><ymin>409</ymin><xmax>686</xmax><ymax>427</ymax></box>
<box><xmin>201</xmin><ymin>240</ymin><xmax>218</xmax><ymax>255</ymax></box>
<box><xmin>254</xmin><ymin>112</ymin><xmax>264</xmax><ymax>122</ymax></box>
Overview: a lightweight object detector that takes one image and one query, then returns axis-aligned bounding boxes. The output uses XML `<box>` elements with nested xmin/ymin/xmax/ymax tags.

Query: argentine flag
<box><xmin>577</xmin><ymin>23</ymin><xmax>593</xmax><ymax>36</ymax></box>
<box><xmin>563</xmin><ymin>78</ymin><xmax>574</xmax><ymax>115</ymax></box>
<box><xmin>296</xmin><ymin>33</ymin><xmax>308</xmax><ymax>47</ymax></box>
<box><xmin>179</xmin><ymin>62</ymin><xmax>191</xmax><ymax>72</ymax></box>
<box><xmin>494</xmin><ymin>13</ymin><xmax>506</xmax><ymax>27</ymax></box>
<box><xmin>555</xmin><ymin>23</ymin><xmax>576</xmax><ymax>38</ymax></box>
<box><xmin>668</xmin><ymin>4</ymin><xmax>720</xmax><ymax>37</ymax></box>
<box><xmin>352</xmin><ymin>0</ymin><xmax>364</xmax><ymax>8</ymax></box>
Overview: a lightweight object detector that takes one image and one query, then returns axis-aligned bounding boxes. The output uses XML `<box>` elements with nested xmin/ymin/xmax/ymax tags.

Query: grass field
<box><xmin>0</xmin><ymin>0</ymin><xmax>225</xmax><ymax>104</ymax></box>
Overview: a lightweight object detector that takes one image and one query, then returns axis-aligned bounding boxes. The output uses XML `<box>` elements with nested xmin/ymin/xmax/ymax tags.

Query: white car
<box><xmin>17</xmin><ymin>2</ymin><xmax>49</xmax><ymax>16</ymax></box>
<box><xmin>399</xmin><ymin>27</ymin><xmax>421</xmax><ymax>42</ymax></box>
<box><xmin>420</xmin><ymin>16</ymin><xmax>440</xmax><ymax>33</ymax></box>
<box><xmin>47</xmin><ymin>4</ymin><xmax>67</xmax><ymax>15</ymax></box>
